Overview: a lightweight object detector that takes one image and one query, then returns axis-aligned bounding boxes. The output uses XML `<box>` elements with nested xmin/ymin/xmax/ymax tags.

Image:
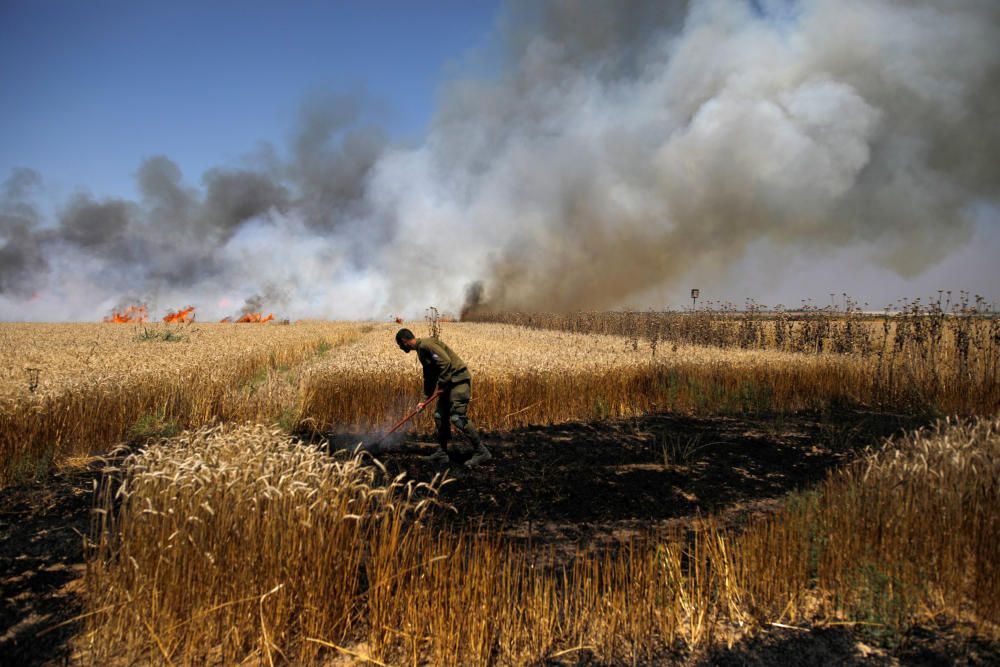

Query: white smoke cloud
<box><xmin>373</xmin><ymin>0</ymin><xmax>999</xmax><ymax>313</ymax></box>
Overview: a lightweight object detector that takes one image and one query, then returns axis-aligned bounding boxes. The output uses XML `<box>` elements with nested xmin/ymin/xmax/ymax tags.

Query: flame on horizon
<box><xmin>163</xmin><ymin>306</ymin><xmax>196</xmax><ymax>324</ymax></box>
<box><xmin>223</xmin><ymin>312</ymin><xmax>274</xmax><ymax>323</ymax></box>
<box><xmin>104</xmin><ymin>304</ymin><xmax>149</xmax><ymax>323</ymax></box>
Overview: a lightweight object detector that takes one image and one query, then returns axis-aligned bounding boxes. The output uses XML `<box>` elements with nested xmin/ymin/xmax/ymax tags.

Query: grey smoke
<box><xmin>377</xmin><ymin>0</ymin><xmax>1000</xmax><ymax>312</ymax></box>
<box><xmin>290</xmin><ymin>91</ymin><xmax>387</xmax><ymax>233</ymax></box>
<box><xmin>0</xmin><ymin>90</ymin><xmax>383</xmax><ymax>309</ymax></box>
<box><xmin>0</xmin><ymin>168</ymin><xmax>42</xmax><ymax>235</ymax></box>
<box><xmin>0</xmin><ymin>168</ymin><xmax>46</xmax><ymax>295</ymax></box>
<box><xmin>201</xmin><ymin>168</ymin><xmax>290</xmax><ymax>239</ymax></box>
<box><xmin>461</xmin><ymin>281</ymin><xmax>485</xmax><ymax>320</ymax></box>
<box><xmin>240</xmin><ymin>285</ymin><xmax>289</xmax><ymax>316</ymax></box>
<box><xmin>58</xmin><ymin>195</ymin><xmax>133</xmax><ymax>254</ymax></box>
<box><xmin>0</xmin><ymin>226</ymin><xmax>46</xmax><ymax>296</ymax></box>
<box><xmin>2</xmin><ymin>0</ymin><xmax>999</xmax><ymax>319</ymax></box>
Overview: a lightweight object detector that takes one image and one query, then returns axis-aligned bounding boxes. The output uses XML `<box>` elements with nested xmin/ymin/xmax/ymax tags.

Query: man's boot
<box><xmin>426</xmin><ymin>409</ymin><xmax>452</xmax><ymax>464</ymax></box>
<box><xmin>425</xmin><ymin>447</ymin><xmax>450</xmax><ymax>465</ymax></box>
<box><xmin>466</xmin><ymin>443</ymin><xmax>493</xmax><ymax>467</ymax></box>
<box><xmin>454</xmin><ymin>417</ymin><xmax>491</xmax><ymax>466</ymax></box>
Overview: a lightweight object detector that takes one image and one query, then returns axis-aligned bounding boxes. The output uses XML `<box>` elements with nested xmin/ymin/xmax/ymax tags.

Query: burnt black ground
<box><xmin>363</xmin><ymin>409</ymin><xmax>924</xmax><ymax>549</ymax></box>
<box><xmin>0</xmin><ymin>462</ymin><xmax>96</xmax><ymax>666</ymax></box>
<box><xmin>696</xmin><ymin>618</ymin><xmax>1000</xmax><ymax>667</ymax></box>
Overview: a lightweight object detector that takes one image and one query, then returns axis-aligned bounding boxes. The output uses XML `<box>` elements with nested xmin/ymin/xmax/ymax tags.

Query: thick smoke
<box><xmin>290</xmin><ymin>92</ymin><xmax>387</xmax><ymax>234</ymax></box>
<box><xmin>377</xmin><ymin>0</ymin><xmax>1000</xmax><ymax>312</ymax></box>
<box><xmin>0</xmin><ymin>168</ymin><xmax>47</xmax><ymax>296</ymax></box>
<box><xmin>239</xmin><ymin>286</ymin><xmax>290</xmax><ymax>316</ymax></box>
<box><xmin>0</xmin><ymin>94</ymin><xmax>384</xmax><ymax>319</ymax></box>
<box><xmin>461</xmin><ymin>281</ymin><xmax>485</xmax><ymax>320</ymax></box>
<box><xmin>2</xmin><ymin>0</ymin><xmax>998</xmax><ymax>320</ymax></box>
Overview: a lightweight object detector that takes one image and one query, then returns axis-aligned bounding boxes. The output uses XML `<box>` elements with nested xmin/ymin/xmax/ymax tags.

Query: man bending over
<box><xmin>395</xmin><ymin>328</ymin><xmax>492</xmax><ymax>467</ymax></box>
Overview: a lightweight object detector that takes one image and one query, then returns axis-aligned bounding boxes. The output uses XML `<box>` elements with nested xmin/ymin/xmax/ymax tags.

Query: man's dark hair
<box><xmin>395</xmin><ymin>328</ymin><xmax>416</xmax><ymax>349</ymax></box>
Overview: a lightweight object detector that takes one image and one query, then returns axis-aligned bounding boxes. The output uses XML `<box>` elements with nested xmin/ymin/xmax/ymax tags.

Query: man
<box><xmin>395</xmin><ymin>328</ymin><xmax>492</xmax><ymax>466</ymax></box>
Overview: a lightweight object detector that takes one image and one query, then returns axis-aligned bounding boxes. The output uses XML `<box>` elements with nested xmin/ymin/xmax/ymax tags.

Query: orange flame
<box><xmin>235</xmin><ymin>312</ymin><xmax>274</xmax><ymax>323</ymax></box>
<box><xmin>163</xmin><ymin>306</ymin><xmax>195</xmax><ymax>324</ymax></box>
<box><xmin>104</xmin><ymin>305</ymin><xmax>149</xmax><ymax>323</ymax></box>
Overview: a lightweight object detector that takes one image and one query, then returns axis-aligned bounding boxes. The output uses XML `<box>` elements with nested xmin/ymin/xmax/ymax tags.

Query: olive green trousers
<box><xmin>433</xmin><ymin>380</ymin><xmax>482</xmax><ymax>449</ymax></box>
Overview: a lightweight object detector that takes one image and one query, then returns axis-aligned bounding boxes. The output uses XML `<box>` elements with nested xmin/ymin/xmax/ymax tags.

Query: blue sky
<box><xmin>0</xmin><ymin>1</ymin><xmax>501</xmax><ymax>202</ymax></box>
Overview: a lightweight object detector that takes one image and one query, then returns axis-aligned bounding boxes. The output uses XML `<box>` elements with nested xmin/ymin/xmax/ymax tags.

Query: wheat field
<box><xmin>301</xmin><ymin>318</ymin><xmax>997</xmax><ymax>434</ymax></box>
<box><xmin>2</xmin><ymin>312</ymin><xmax>998</xmax><ymax>663</ymax></box>
<box><xmin>3</xmin><ymin>313</ymin><xmax>997</xmax><ymax>485</ymax></box>
<box><xmin>83</xmin><ymin>416</ymin><xmax>1000</xmax><ymax>665</ymax></box>
<box><xmin>0</xmin><ymin>321</ymin><xmax>360</xmax><ymax>483</ymax></box>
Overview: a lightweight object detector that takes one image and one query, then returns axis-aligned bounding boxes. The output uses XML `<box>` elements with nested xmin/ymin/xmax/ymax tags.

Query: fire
<box><xmin>234</xmin><ymin>312</ymin><xmax>274</xmax><ymax>323</ymax></box>
<box><xmin>163</xmin><ymin>306</ymin><xmax>196</xmax><ymax>324</ymax></box>
<box><xmin>104</xmin><ymin>305</ymin><xmax>149</xmax><ymax>323</ymax></box>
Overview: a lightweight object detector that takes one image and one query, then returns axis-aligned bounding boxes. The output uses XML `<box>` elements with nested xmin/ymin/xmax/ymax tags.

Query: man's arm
<box><xmin>423</xmin><ymin>370</ymin><xmax>436</xmax><ymax>400</ymax></box>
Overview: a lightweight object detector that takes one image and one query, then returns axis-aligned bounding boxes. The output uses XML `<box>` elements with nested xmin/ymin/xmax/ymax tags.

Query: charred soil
<box><xmin>0</xmin><ymin>461</ymin><xmax>97</xmax><ymax>666</ymax></box>
<box><xmin>367</xmin><ymin>410</ymin><xmax>926</xmax><ymax>550</ymax></box>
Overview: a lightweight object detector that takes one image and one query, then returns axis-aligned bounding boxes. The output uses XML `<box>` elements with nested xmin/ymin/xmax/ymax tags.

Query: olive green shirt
<box><xmin>415</xmin><ymin>337</ymin><xmax>471</xmax><ymax>398</ymax></box>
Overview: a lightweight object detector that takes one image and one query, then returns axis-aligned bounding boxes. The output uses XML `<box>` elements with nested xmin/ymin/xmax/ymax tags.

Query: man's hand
<box><xmin>417</xmin><ymin>389</ymin><xmax>441</xmax><ymax>411</ymax></box>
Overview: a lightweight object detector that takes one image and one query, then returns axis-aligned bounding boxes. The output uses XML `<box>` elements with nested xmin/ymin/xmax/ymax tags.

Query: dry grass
<box><xmin>83</xmin><ymin>417</ymin><xmax>999</xmax><ymax>664</ymax></box>
<box><xmin>814</xmin><ymin>416</ymin><xmax>1000</xmax><ymax>626</ymax></box>
<box><xmin>300</xmin><ymin>320</ymin><xmax>997</xmax><ymax>437</ymax></box>
<box><xmin>467</xmin><ymin>300</ymin><xmax>1000</xmax><ymax>412</ymax></box>
<box><xmin>716</xmin><ymin>415</ymin><xmax>1000</xmax><ymax>637</ymax></box>
<box><xmin>0</xmin><ymin>321</ymin><xmax>360</xmax><ymax>484</ymax></box>
<box><xmin>302</xmin><ymin>322</ymin><xmax>838</xmax><ymax>433</ymax></box>
<box><xmin>83</xmin><ymin>423</ymin><xmax>449</xmax><ymax>665</ymax></box>
<box><xmin>5</xmin><ymin>312</ymin><xmax>995</xmax><ymax>485</ymax></box>
<box><xmin>467</xmin><ymin>293</ymin><xmax>998</xmax><ymax>357</ymax></box>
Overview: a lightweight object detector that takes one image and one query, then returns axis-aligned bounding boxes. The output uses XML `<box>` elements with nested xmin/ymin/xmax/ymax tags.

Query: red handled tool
<box><xmin>369</xmin><ymin>388</ymin><xmax>442</xmax><ymax>451</ymax></box>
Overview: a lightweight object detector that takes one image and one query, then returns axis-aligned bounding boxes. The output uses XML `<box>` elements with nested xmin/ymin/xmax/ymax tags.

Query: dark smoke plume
<box><xmin>0</xmin><ymin>169</ymin><xmax>46</xmax><ymax>296</ymax></box>
<box><xmin>59</xmin><ymin>195</ymin><xmax>133</xmax><ymax>255</ymax></box>
<box><xmin>289</xmin><ymin>92</ymin><xmax>387</xmax><ymax>233</ymax></box>
<box><xmin>460</xmin><ymin>281</ymin><xmax>485</xmax><ymax>320</ymax></box>
<box><xmin>239</xmin><ymin>285</ymin><xmax>289</xmax><ymax>316</ymax></box>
